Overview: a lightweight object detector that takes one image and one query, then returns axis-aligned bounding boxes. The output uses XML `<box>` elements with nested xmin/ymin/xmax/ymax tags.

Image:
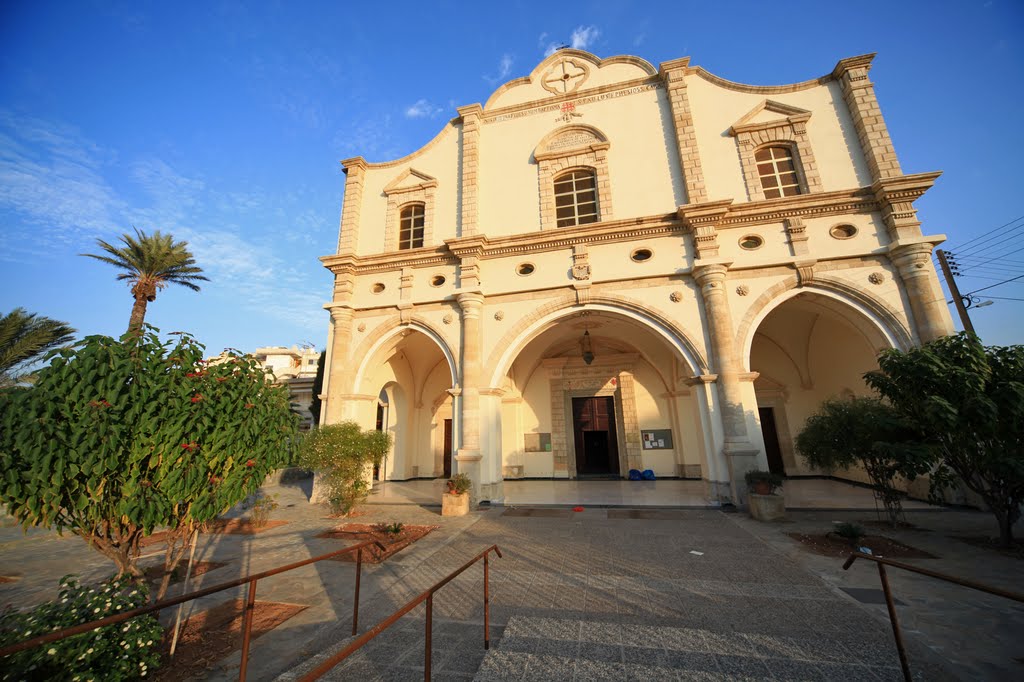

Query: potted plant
<box><xmin>744</xmin><ymin>469</ymin><xmax>785</xmax><ymax>521</ymax></box>
<box><xmin>442</xmin><ymin>473</ymin><xmax>471</xmax><ymax>517</ymax></box>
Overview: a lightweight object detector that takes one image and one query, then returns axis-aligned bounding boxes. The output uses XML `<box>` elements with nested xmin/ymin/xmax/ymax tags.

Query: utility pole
<box><xmin>935</xmin><ymin>249</ymin><xmax>974</xmax><ymax>334</ymax></box>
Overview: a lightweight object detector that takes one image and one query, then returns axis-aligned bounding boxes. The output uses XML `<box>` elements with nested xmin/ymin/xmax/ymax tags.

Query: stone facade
<box><xmin>318</xmin><ymin>49</ymin><xmax>954</xmax><ymax>505</ymax></box>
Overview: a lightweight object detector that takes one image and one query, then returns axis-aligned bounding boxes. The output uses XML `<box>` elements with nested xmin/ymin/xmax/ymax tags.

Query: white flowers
<box><xmin>47</xmin><ymin>648</ymin><xmax>56</xmax><ymax>655</ymax></box>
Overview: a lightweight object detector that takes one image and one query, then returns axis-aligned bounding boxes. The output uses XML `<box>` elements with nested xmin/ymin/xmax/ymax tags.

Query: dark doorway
<box><xmin>374</xmin><ymin>402</ymin><xmax>385</xmax><ymax>481</ymax></box>
<box><xmin>443</xmin><ymin>419</ymin><xmax>453</xmax><ymax>478</ymax></box>
<box><xmin>572</xmin><ymin>396</ymin><xmax>620</xmax><ymax>476</ymax></box>
<box><xmin>758</xmin><ymin>407</ymin><xmax>786</xmax><ymax>476</ymax></box>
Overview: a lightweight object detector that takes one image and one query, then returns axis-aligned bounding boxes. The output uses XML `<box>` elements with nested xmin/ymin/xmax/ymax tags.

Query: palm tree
<box><xmin>82</xmin><ymin>229</ymin><xmax>209</xmax><ymax>332</ymax></box>
<box><xmin>0</xmin><ymin>308</ymin><xmax>75</xmax><ymax>387</ymax></box>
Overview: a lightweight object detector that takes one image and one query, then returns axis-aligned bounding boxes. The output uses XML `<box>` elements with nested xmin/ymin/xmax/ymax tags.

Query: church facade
<box><xmin>318</xmin><ymin>49</ymin><xmax>953</xmax><ymax>505</ymax></box>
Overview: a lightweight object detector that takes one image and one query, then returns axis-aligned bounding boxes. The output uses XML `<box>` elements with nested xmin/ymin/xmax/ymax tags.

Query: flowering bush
<box><xmin>0</xmin><ymin>575</ymin><xmax>163</xmax><ymax>681</ymax></box>
<box><xmin>298</xmin><ymin>421</ymin><xmax>390</xmax><ymax>515</ymax></box>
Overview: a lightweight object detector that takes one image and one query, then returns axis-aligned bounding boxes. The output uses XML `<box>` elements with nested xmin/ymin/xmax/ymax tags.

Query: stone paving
<box><xmin>2</xmin><ymin>479</ymin><xmax>1021</xmax><ymax>681</ymax></box>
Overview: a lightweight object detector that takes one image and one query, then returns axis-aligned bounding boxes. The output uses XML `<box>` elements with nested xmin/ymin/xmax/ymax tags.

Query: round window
<box><xmin>830</xmin><ymin>224</ymin><xmax>858</xmax><ymax>240</ymax></box>
<box><xmin>430</xmin><ymin>274</ymin><xmax>446</xmax><ymax>287</ymax></box>
<box><xmin>371</xmin><ymin>282</ymin><xmax>386</xmax><ymax>294</ymax></box>
<box><xmin>516</xmin><ymin>263</ymin><xmax>535</xmax><ymax>276</ymax></box>
<box><xmin>739</xmin><ymin>235</ymin><xmax>764</xmax><ymax>250</ymax></box>
<box><xmin>631</xmin><ymin>248</ymin><xmax>653</xmax><ymax>262</ymax></box>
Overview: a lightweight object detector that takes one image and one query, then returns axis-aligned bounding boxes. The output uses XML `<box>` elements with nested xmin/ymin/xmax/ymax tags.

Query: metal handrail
<box><xmin>300</xmin><ymin>544</ymin><xmax>503</xmax><ymax>682</ymax></box>
<box><xmin>0</xmin><ymin>539</ymin><xmax>386</xmax><ymax>680</ymax></box>
<box><xmin>843</xmin><ymin>551</ymin><xmax>1024</xmax><ymax>681</ymax></box>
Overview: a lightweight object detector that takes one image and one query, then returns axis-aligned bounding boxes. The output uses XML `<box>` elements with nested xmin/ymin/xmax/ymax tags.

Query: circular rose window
<box><xmin>631</xmin><ymin>248</ymin><xmax>653</xmax><ymax>262</ymax></box>
<box><xmin>830</xmin><ymin>224</ymin><xmax>858</xmax><ymax>240</ymax></box>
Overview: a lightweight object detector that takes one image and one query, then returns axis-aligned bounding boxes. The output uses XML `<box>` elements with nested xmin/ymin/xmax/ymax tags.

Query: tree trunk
<box><xmin>996</xmin><ymin>509</ymin><xmax>1015</xmax><ymax>548</ymax></box>
<box><xmin>127</xmin><ymin>294</ymin><xmax>149</xmax><ymax>334</ymax></box>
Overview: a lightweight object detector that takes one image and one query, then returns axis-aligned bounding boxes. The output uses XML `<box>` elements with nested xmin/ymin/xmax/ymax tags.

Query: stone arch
<box><xmin>486</xmin><ymin>293</ymin><xmax>708</xmax><ymax>387</ymax></box>
<box><xmin>736</xmin><ymin>274</ymin><xmax>913</xmax><ymax>371</ymax></box>
<box><xmin>350</xmin><ymin>316</ymin><xmax>458</xmax><ymax>395</ymax></box>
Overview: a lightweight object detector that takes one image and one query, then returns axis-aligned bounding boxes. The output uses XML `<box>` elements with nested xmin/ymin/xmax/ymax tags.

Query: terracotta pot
<box><xmin>751</xmin><ymin>481</ymin><xmax>772</xmax><ymax>496</ymax></box>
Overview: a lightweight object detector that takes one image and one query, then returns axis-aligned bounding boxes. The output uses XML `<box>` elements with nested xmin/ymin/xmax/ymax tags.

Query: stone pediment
<box><xmin>383</xmin><ymin>168</ymin><xmax>438</xmax><ymax>195</ymax></box>
<box><xmin>729</xmin><ymin>100</ymin><xmax>811</xmax><ymax>136</ymax></box>
<box><xmin>534</xmin><ymin>124</ymin><xmax>610</xmax><ymax>161</ymax></box>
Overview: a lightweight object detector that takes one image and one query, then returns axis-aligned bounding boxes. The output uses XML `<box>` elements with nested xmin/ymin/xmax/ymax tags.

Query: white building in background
<box><xmin>317</xmin><ymin>49</ymin><xmax>953</xmax><ymax>505</ymax></box>
<box><xmin>252</xmin><ymin>346</ymin><xmax>321</xmax><ymax>431</ymax></box>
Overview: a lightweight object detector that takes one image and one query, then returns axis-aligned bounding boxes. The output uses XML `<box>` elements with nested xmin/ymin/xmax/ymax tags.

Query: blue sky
<box><xmin>1</xmin><ymin>0</ymin><xmax>1022</xmax><ymax>355</ymax></box>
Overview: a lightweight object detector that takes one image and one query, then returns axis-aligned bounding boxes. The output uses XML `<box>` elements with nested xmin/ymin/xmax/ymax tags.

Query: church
<box><xmin>317</xmin><ymin>49</ymin><xmax>953</xmax><ymax>505</ymax></box>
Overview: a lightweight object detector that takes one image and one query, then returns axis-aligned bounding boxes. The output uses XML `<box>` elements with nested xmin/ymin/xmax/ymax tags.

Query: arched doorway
<box><xmin>355</xmin><ymin>327</ymin><xmax>456</xmax><ymax>480</ymax></box>
<box><xmin>490</xmin><ymin>307</ymin><xmax>709</xmax><ymax>481</ymax></box>
<box><xmin>747</xmin><ymin>291</ymin><xmax>897</xmax><ymax>477</ymax></box>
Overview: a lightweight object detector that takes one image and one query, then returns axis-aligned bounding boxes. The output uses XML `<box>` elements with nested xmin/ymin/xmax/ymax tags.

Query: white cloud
<box><xmin>571</xmin><ymin>25</ymin><xmax>600</xmax><ymax>51</ymax></box>
<box><xmin>483</xmin><ymin>54</ymin><xmax>515</xmax><ymax>86</ymax></box>
<box><xmin>404</xmin><ymin>99</ymin><xmax>443</xmax><ymax>119</ymax></box>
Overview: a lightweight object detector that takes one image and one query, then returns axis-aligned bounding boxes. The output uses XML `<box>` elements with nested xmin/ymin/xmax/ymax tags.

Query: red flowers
<box><xmin>244</xmin><ymin>403</ymin><xmax>255</xmax><ymax>409</ymax></box>
<box><xmin>572</xmin><ymin>506</ymin><xmax>585</xmax><ymax>512</ymax></box>
<box><xmin>245</xmin><ymin>459</ymin><xmax>256</xmax><ymax>468</ymax></box>
<box><xmin>191</xmin><ymin>394</ymin><xmax>203</xmax><ymax>403</ymax></box>
<box><xmin>181</xmin><ymin>442</ymin><xmax>198</xmax><ymax>451</ymax></box>
<box><xmin>209</xmin><ymin>475</ymin><xmax>221</xmax><ymax>485</ymax></box>
<box><xmin>87</xmin><ymin>399</ymin><xmax>112</xmax><ymax>409</ymax></box>
<box><xmin>185</xmin><ymin>371</ymin><xmax>206</xmax><ymax>378</ymax></box>
<box><xmin>215</xmin><ymin>377</ymin><xmax>228</xmax><ymax>383</ymax></box>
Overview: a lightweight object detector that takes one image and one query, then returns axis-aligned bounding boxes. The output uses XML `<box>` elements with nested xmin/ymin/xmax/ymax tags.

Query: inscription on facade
<box><xmin>486</xmin><ymin>82</ymin><xmax>664</xmax><ymax>124</ymax></box>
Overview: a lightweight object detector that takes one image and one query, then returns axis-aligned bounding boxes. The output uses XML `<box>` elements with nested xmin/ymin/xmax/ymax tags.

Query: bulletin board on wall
<box><xmin>641</xmin><ymin>429</ymin><xmax>673</xmax><ymax>450</ymax></box>
<box><xmin>524</xmin><ymin>433</ymin><xmax>552</xmax><ymax>452</ymax></box>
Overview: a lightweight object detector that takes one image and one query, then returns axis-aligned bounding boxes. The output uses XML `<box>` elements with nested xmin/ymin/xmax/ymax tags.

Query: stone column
<box><xmin>457</xmin><ymin>104</ymin><xmax>483</xmax><ymax>236</ymax></box>
<box><xmin>338</xmin><ymin>157</ymin><xmax>367</xmax><ymax>254</ymax></box>
<box><xmin>693</xmin><ymin>263</ymin><xmax>760</xmax><ymax>504</ymax></box>
<box><xmin>890</xmin><ymin>241</ymin><xmax>954</xmax><ymax>343</ymax></box>
<box><xmin>659</xmin><ymin>58</ymin><xmax>707</xmax><ymax>204</ymax></box>
<box><xmin>455</xmin><ymin>291</ymin><xmax>484</xmax><ymax>500</ymax></box>
<box><xmin>833</xmin><ymin>55</ymin><xmax>901</xmax><ymax>182</ymax></box>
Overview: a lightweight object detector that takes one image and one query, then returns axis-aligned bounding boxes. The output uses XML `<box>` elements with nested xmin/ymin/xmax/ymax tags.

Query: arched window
<box><xmin>755</xmin><ymin>146</ymin><xmax>802</xmax><ymax>199</ymax></box>
<box><xmin>553</xmin><ymin>169</ymin><xmax>599</xmax><ymax>227</ymax></box>
<box><xmin>398</xmin><ymin>203</ymin><xmax>425</xmax><ymax>249</ymax></box>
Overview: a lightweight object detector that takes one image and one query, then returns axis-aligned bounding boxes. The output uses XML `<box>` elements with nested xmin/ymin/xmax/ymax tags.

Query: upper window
<box><xmin>755</xmin><ymin>146</ymin><xmax>801</xmax><ymax>199</ymax></box>
<box><xmin>553</xmin><ymin>169</ymin><xmax>599</xmax><ymax>227</ymax></box>
<box><xmin>398</xmin><ymin>204</ymin><xmax>425</xmax><ymax>250</ymax></box>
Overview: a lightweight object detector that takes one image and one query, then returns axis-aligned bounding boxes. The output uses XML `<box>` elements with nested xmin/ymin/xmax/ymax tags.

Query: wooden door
<box><xmin>572</xmin><ymin>397</ymin><xmax>620</xmax><ymax>476</ymax></box>
<box><xmin>443</xmin><ymin>418</ymin><xmax>453</xmax><ymax>478</ymax></box>
<box><xmin>758</xmin><ymin>407</ymin><xmax>786</xmax><ymax>476</ymax></box>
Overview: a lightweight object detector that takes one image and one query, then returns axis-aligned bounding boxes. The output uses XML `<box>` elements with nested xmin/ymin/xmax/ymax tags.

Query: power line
<box><xmin>963</xmin><ymin>273</ymin><xmax>1024</xmax><ymax>296</ymax></box>
<box><xmin>985</xmin><ymin>295</ymin><xmax>1024</xmax><ymax>302</ymax></box>
<box><xmin>951</xmin><ymin>215</ymin><xmax>1024</xmax><ymax>257</ymax></box>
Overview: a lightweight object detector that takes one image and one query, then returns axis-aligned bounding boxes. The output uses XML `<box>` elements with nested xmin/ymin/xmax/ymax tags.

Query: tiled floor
<box><xmin>365</xmin><ymin>477</ymin><xmax>934</xmax><ymax>510</ymax></box>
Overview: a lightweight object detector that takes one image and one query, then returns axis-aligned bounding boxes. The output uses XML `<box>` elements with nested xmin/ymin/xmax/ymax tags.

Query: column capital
<box><xmin>692</xmin><ymin>262</ymin><xmax>731</xmax><ymax>288</ymax></box>
<box><xmin>324</xmin><ymin>303</ymin><xmax>353</xmax><ymax>325</ymax></box>
<box><xmin>456</xmin><ymin>291</ymin><xmax>485</xmax><ymax>312</ymax></box>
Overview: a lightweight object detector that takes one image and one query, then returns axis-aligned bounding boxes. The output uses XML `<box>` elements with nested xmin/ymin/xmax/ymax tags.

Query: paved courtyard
<box><xmin>2</xmin><ymin>478</ymin><xmax>1021</xmax><ymax>681</ymax></box>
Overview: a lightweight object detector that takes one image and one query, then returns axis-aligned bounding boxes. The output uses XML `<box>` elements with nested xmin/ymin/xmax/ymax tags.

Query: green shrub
<box><xmin>831</xmin><ymin>522</ymin><xmax>866</xmax><ymax>544</ymax></box>
<box><xmin>446</xmin><ymin>473</ymin><xmax>471</xmax><ymax>495</ymax></box>
<box><xmin>744</xmin><ymin>469</ymin><xmax>783</xmax><ymax>494</ymax></box>
<box><xmin>0</xmin><ymin>575</ymin><xmax>163</xmax><ymax>681</ymax></box>
<box><xmin>246</xmin><ymin>493</ymin><xmax>278</xmax><ymax>528</ymax></box>
<box><xmin>298</xmin><ymin>421</ymin><xmax>391</xmax><ymax>515</ymax></box>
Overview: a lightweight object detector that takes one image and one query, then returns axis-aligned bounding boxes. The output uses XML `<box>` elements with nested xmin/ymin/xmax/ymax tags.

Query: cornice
<box><xmin>832</xmin><ymin>53</ymin><xmax>877</xmax><ymax>79</ymax></box>
<box><xmin>720</xmin><ymin>188</ymin><xmax>877</xmax><ymax>228</ymax></box>
<box><xmin>481</xmin><ymin>75</ymin><xmax>663</xmax><ymax>122</ymax></box>
<box><xmin>686</xmin><ymin>66</ymin><xmax>831</xmax><ymax>94</ymax></box>
<box><xmin>872</xmin><ymin>171</ymin><xmax>943</xmax><ymax>204</ymax></box>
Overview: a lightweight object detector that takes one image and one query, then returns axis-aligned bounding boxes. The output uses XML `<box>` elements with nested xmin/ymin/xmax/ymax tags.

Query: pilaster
<box><xmin>323</xmin><ymin>304</ymin><xmax>354</xmax><ymax>424</ymax></box>
<box><xmin>660</xmin><ymin>58</ymin><xmax>707</xmax><ymax>204</ymax></box>
<box><xmin>456</xmin><ymin>291</ymin><xmax>485</xmax><ymax>499</ymax></box>
<box><xmin>338</xmin><ymin>157</ymin><xmax>367</xmax><ymax>254</ymax></box>
<box><xmin>457</xmin><ymin>104</ymin><xmax>483</xmax><ymax>236</ymax></box>
<box><xmin>833</xmin><ymin>55</ymin><xmax>901</xmax><ymax>183</ymax></box>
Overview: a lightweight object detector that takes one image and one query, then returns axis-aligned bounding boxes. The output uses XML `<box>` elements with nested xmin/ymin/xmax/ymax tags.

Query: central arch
<box><xmin>487</xmin><ymin>300</ymin><xmax>711</xmax><ymax>482</ymax></box>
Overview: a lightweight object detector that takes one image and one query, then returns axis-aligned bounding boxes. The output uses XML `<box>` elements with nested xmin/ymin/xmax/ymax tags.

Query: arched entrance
<box><xmin>354</xmin><ymin>326</ymin><xmax>457</xmax><ymax>480</ymax></box>
<box><xmin>746</xmin><ymin>291</ymin><xmax>898</xmax><ymax>477</ymax></box>
<box><xmin>490</xmin><ymin>306</ymin><xmax>710</xmax><ymax>482</ymax></box>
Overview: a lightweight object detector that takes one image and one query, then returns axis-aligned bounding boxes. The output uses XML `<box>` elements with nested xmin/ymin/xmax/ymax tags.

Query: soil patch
<box><xmin>315</xmin><ymin>524</ymin><xmax>437</xmax><ymax>563</ymax></box>
<box><xmin>144</xmin><ymin>561</ymin><xmax>228</xmax><ymax>586</ymax></box>
<box><xmin>787</xmin><ymin>532</ymin><xmax>937</xmax><ymax>559</ymax></box>
<box><xmin>862</xmin><ymin>519</ymin><xmax>930</xmax><ymax>531</ymax></box>
<box><xmin>955</xmin><ymin>535</ymin><xmax>1024</xmax><ymax>560</ymax></box>
<box><xmin>152</xmin><ymin>599</ymin><xmax>306</xmax><ymax>680</ymax></box>
<box><xmin>202</xmin><ymin>519</ymin><xmax>289</xmax><ymax>535</ymax></box>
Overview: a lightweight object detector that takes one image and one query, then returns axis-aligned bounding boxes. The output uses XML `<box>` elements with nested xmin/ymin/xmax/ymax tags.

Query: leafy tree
<box><xmin>81</xmin><ymin>228</ymin><xmax>208</xmax><ymax>332</ymax></box>
<box><xmin>795</xmin><ymin>397</ymin><xmax>934</xmax><ymax>527</ymax></box>
<box><xmin>298</xmin><ymin>421</ymin><xmax>390</xmax><ymax>515</ymax></box>
<box><xmin>309</xmin><ymin>350</ymin><xmax>326</xmax><ymax>427</ymax></box>
<box><xmin>0</xmin><ymin>327</ymin><xmax>298</xmax><ymax>600</ymax></box>
<box><xmin>865</xmin><ymin>332</ymin><xmax>1024</xmax><ymax>546</ymax></box>
<box><xmin>0</xmin><ymin>308</ymin><xmax>75</xmax><ymax>388</ymax></box>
